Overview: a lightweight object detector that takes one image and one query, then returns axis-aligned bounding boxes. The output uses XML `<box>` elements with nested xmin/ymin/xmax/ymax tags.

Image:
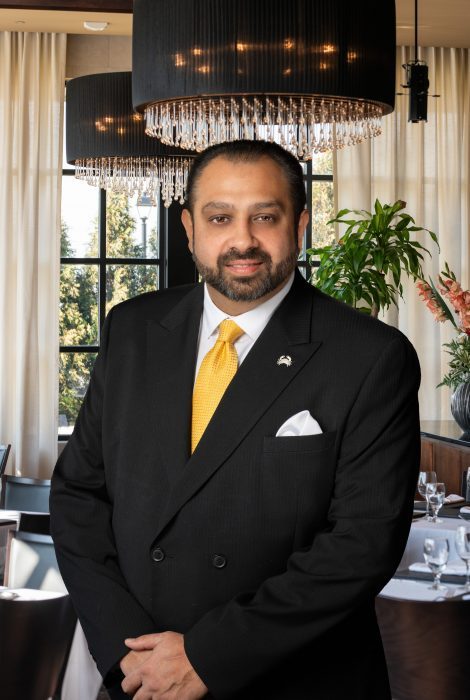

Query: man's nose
<box><xmin>228</xmin><ymin>220</ymin><xmax>259</xmax><ymax>252</ymax></box>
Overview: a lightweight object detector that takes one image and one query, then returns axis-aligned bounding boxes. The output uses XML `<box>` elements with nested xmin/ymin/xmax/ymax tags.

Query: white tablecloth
<box><xmin>378</xmin><ymin>516</ymin><xmax>470</xmax><ymax>601</ymax></box>
<box><xmin>379</xmin><ymin>577</ymin><xmax>463</xmax><ymax>600</ymax></box>
<box><xmin>61</xmin><ymin>623</ymin><xmax>103</xmax><ymax>700</ymax></box>
<box><xmin>397</xmin><ymin>516</ymin><xmax>467</xmax><ymax>570</ymax></box>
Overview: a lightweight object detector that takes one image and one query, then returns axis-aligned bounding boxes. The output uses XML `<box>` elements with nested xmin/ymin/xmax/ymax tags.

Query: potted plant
<box><xmin>307</xmin><ymin>199</ymin><xmax>438</xmax><ymax>317</ymax></box>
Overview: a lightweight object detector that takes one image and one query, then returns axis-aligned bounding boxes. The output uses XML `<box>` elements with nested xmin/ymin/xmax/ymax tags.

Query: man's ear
<box><xmin>181</xmin><ymin>208</ymin><xmax>194</xmax><ymax>253</ymax></box>
<box><xmin>297</xmin><ymin>209</ymin><xmax>310</xmax><ymax>250</ymax></box>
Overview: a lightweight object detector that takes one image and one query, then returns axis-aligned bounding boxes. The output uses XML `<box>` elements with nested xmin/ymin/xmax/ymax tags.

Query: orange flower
<box><xmin>416</xmin><ymin>280</ymin><xmax>432</xmax><ymax>300</ymax></box>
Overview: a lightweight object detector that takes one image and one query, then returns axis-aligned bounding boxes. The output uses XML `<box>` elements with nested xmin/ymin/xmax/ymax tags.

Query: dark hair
<box><xmin>184</xmin><ymin>140</ymin><xmax>307</xmax><ymax>225</ymax></box>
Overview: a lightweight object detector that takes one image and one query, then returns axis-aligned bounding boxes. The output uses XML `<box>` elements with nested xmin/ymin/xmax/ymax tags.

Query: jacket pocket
<box><xmin>260</xmin><ymin>431</ymin><xmax>337</xmax><ymax>541</ymax></box>
<box><xmin>263</xmin><ymin>430</ymin><xmax>336</xmax><ymax>455</ymax></box>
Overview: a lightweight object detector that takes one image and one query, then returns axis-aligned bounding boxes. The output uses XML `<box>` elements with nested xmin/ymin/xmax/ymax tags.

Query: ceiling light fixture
<box><xmin>400</xmin><ymin>0</ymin><xmax>432</xmax><ymax>122</ymax></box>
<box><xmin>132</xmin><ymin>0</ymin><xmax>396</xmax><ymax>158</ymax></box>
<box><xmin>66</xmin><ymin>72</ymin><xmax>194</xmax><ymax>207</ymax></box>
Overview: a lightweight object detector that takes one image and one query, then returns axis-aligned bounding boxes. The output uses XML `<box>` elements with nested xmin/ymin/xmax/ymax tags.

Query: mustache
<box><xmin>218</xmin><ymin>248</ymin><xmax>271</xmax><ymax>265</ymax></box>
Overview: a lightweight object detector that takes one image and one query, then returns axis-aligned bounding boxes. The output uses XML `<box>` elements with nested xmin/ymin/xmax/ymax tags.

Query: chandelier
<box><xmin>132</xmin><ymin>0</ymin><xmax>396</xmax><ymax>158</ymax></box>
<box><xmin>66</xmin><ymin>72</ymin><xmax>194</xmax><ymax>207</ymax></box>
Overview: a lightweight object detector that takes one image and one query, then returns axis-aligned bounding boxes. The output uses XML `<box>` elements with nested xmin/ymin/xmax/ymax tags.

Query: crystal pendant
<box><xmin>74</xmin><ymin>156</ymin><xmax>192</xmax><ymax>208</ymax></box>
<box><xmin>144</xmin><ymin>95</ymin><xmax>384</xmax><ymax>157</ymax></box>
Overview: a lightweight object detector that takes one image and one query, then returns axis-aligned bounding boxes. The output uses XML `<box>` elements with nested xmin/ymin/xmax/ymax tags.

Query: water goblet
<box><xmin>418</xmin><ymin>471</ymin><xmax>437</xmax><ymax>520</ymax></box>
<box><xmin>455</xmin><ymin>526</ymin><xmax>470</xmax><ymax>591</ymax></box>
<box><xmin>423</xmin><ymin>537</ymin><xmax>449</xmax><ymax>591</ymax></box>
<box><xmin>427</xmin><ymin>482</ymin><xmax>445</xmax><ymax>523</ymax></box>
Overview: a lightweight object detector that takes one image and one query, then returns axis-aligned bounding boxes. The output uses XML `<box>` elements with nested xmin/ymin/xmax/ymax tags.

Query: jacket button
<box><xmin>151</xmin><ymin>547</ymin><xmax>165</xmax><ymax>562</ymax></box>
<box><xmin>212</xmin><ymin>554</ymin><xmax>227</xmax><ymax>569</ymax></box>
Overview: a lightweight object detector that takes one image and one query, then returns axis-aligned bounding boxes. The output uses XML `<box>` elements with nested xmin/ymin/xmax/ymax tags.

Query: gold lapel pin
<box><xmin>277</xmin><ymin>355</ymin><xmax>292</xmax><ymax>367</ymax></box>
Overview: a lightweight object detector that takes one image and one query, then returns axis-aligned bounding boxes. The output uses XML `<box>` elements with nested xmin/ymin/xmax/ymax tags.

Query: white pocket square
<box><xmin>275</xmin><ymin>410</ymin><xmax>322</xmax><ymax>437</ymax></box>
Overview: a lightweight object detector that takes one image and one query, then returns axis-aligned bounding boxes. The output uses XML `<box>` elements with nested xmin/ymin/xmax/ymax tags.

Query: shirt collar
<box><xmin>202</xmin><ymin>271</ymin><xmax>295</xmax><ymax>340</ymax></box>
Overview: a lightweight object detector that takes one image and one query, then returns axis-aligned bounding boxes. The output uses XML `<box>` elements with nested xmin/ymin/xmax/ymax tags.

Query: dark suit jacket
<box><xmin>50</xmin><ymin>272</ymin><xmax>421</xmax><ymax>699</ymax></box>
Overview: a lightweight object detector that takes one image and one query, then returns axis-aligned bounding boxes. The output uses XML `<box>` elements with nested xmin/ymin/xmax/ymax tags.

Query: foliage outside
<box><xmin>307</xmin><ymin>199</ymin><xmax>438</xmax><ymax>317</ymax></box>
<box><xmin>309</xmin><ymin>152</ymin><xmax>335</xmax><ymax>249</ymax></box>
<box><xmin>59</xmin><ymin>192</ymin><xmax>159</xmax><ymax>428</ymax></box>
<box><xmin>417</xmin><ymin>264</ymin><xmax>470</xmax><ymax>390</ymax></box>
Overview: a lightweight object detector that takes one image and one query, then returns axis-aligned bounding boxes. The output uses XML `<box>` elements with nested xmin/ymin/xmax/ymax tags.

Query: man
<box><xmin>50</xmin><ymin>140</ymin><xmax>420</xmax><ymax>700</ymax></box>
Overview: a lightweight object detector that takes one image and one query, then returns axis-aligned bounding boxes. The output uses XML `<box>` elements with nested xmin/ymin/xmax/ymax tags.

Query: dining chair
<box><xmin>0</xmin><ymin>474</ymin><xmax>51</xmax><ymax>512</ymax></box>
<box><xmin>0</xmin><ymin>591</ymin><xmax>76</xmax><ymax>700</ymax></box>
<box><xmin>17</xmin><ymin>511</ymin><xmax>50</xmax><ymax>535</ymax></box>
<box><xmin>375</xmin><ymin>594</ymin><xmax>470</xmax><ymax>700</ymax></box>
<box><xmin>4</xmin><ymin>530</ymin><xmax>66</xmax><ymax>593</ymax></box>
<box><xmin>0</xmin><ymin>444</ymin><xmax>11</xmax><ymax>475</ymax></box>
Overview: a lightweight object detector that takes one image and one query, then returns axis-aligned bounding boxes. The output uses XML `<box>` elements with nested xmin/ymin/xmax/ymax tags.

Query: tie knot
<box><xmin>217</xmin><ymin>319</ymin><xmax>243</xmax><ymax>345</ymax></box>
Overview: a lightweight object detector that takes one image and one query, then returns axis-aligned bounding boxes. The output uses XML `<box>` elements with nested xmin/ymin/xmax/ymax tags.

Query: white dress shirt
<box><xmin>194</xmin><ymin>272</ymin><xmax>295</xmax><ymax>381</ymax></box>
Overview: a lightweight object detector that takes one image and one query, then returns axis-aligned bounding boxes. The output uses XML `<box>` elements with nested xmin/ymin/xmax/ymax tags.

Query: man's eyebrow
<box><xmin>251</xmin><ymin>201</ymin><xmax>285</xmax><ymax>211</ymax></box>
<box><xmin>201</xmin><ymin>201</ymin><xmax>235</xmax><ymax>212</ymax></box>
<box><xmin>201</xmin><ymin>200</ymin><xmax>286</xmax><ymax>212</ymax></box>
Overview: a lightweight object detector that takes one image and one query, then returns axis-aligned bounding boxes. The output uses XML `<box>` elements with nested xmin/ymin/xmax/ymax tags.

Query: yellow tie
<box><xmin>191</xmin><ymin>319</ymin><xmax>244</xmax><ymax>452</ymax></box>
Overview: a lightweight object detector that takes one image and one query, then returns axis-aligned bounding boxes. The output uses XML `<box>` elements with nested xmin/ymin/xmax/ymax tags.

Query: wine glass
<box><xmin>423</xmin><ymin>537</ymin><xmax>449</xmax><ymax>591</ymax></box>
<box><xmin>427</xmin><ymin>482</ymin><xmax>445</xmax><ymax>523</ymax></box>
<box><xmin>417</xmin><ymin>471</ymin><xmax>437</xmax><ymax>520</ymax></box>
<box><xmin>455</xmin><ymin>526</ymin><xmax>470</xmax><ymax>591</ymax></box>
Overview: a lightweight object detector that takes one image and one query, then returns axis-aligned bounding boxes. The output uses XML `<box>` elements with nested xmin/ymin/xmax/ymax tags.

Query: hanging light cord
<box><xmin>414</xmin><ymin>0</ymin><xmax>418</xmax><ymax>63</ymax></box>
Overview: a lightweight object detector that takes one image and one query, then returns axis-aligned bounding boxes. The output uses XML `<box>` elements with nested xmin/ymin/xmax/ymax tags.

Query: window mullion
<box><xmin>99</xmin><ymin>188</ymin><xmax>107</xmax><ymax>337</ymax></box>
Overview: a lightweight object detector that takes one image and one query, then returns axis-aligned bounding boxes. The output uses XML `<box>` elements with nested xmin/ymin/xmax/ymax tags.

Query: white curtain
<box><xmin>335</xmin><ymin>47</ymin><xmax>470</xmax><ymax>420</ymax></box>
<box><xmin>0</xmin><ymin>32</ymin><xmax>66</xmax><ymax>477</ymax></box>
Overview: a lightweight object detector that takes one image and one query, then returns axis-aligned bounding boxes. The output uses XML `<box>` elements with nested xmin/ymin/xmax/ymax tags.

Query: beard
<box><xmin>193</xmin><ymin>245</ymin><xmax>299</xmax><ymax>302</ymax></box>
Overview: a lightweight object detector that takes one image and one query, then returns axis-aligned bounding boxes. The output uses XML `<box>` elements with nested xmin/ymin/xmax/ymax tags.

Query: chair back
<box><xmin>17</xmin><ymin>511</ymin><xmax>50</xmax><ymax>535</ymax></box>
<box><xmin>0</xmin><ymin>444</ymin><xmax>11</xmax><ymax>475</ymax></box>
<box><xmin>0</xmin><ymin>475</ymin><xmax>51</xmax><ymax>512</ymax></box>
<box><xmin>376</xmin><ymin>594</ymin><xmax>470</xmax><ymax>700</ymax></box>
<box><xmin>4</xmin><ymin>531</ymin><xmax>66</xmax><ymax>593</ymax></box>
<box><xmin>0</xmin><ymin>592</ymin><xmax>76</xmax><ymax>700</ymax></box>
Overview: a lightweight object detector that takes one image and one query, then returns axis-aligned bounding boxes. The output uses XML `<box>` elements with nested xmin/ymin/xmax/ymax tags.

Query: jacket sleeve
<box><xmin>184</xmin><ymin>333</ymin><xmax>421</xmax><ymax>697</ymax></box>
<box><xmin>50</xmin><ymin>307</ymin><xmax>156</xmax><ymax>680</ymax></box>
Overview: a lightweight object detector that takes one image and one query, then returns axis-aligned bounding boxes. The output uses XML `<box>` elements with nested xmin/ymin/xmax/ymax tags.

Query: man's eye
<box><xmin>254</xmin><ymin>214</ymin><xmax>275</xmax><ymax>223</ymax></box>
<box><xmin>209</xmin><ymin>216</ymin><xmax>230</xmax><ymax>224</ymax></box>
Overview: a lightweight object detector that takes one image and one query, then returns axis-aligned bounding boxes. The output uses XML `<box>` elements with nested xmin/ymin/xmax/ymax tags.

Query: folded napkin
<box><xmin>461</xmin><ymin>506</ymin><xmax>470</xmax><ymax>514</ymax></box>
<box><xmin>444</xmin><ymin>494</ymin><xmax>465</xmax><ymax>504</ymax></box>
<box><xmin>409</xmin><ymin>562</ymin><xmax>468</xmax><ymax>576</ymax></box>
<box><xmin>276</xmin><ymin>410</ymin><xmax>322</xmax><ymax>437</ymax></box>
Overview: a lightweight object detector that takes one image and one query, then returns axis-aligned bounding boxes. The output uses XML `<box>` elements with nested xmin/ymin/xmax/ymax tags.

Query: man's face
<box><xmin>181</xmin><ymin>156</ymin><xmax>309</xmax><ymax>310</ymax></box>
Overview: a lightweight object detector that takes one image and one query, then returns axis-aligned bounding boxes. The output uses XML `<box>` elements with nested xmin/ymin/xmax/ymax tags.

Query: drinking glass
<box><xmin>455</xmin><ymin>526</ymin><xmax>470</xmax><ymax>591</ymax></box>
<box><xmin>418</xmin><ymin>471</ymin><xmax>437</xmax><ymax>520</ymax></box>
<box><xmin>427</xmin><ymin>482</ymin><xmax>445</xmax><ymax>523</ymax></box>
<box><xmin>423</xmin><ymin>537</ymin><xmax>449</xmax><ymax>591</ymax></box>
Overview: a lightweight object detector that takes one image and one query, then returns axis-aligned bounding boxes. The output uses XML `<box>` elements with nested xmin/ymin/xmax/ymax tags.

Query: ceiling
<box><xmin>0</xmin><ymin>0</ymin><xmax>469</xmax><ymax>47</ymax></box>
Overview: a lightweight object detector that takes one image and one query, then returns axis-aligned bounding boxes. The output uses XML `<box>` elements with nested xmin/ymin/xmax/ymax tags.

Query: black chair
<box><xmin>0</xmin><ymin>475</ymin><xmax>51</xmax><ymax>512</ymax></box>
<box><xmin>0</xmin><ymin>591</ymin><xmax>76</xmax><ymax>700</ymax></box>
<box><xmin>376</xmin><ymin>594</ymin><xmax>470</xmax><ymax>700</ymax></box>
<box><xmin>0</xmin><ymin>444</ymin><xmax>11</xmax><ymax>475</ymax></box>
<box><xmin>17</xmin><ymin>511</ymin><xmax>50</xmax><ymax>535</ymax></box>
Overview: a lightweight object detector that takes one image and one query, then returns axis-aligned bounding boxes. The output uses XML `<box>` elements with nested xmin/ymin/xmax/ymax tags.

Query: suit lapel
<box><xmin>154</xmin><ymin>273</ymin><xmax>322</xmax><ymax>538</ymax></box>
<box><xmin>146</xmin><ymin>285</ymin><xmax>203</xmax><ymax>482</ymax></box>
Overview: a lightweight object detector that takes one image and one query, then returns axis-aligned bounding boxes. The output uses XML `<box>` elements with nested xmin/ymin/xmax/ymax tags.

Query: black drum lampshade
<box><xmin>66</xmin><ymin>71</ymin><xmax>194</xmax><ymax>206</ymax></box>
<box><xmin>132</xmin><ymin>0</ymin><xmax>396</xmax><ymax>158</ymax></box>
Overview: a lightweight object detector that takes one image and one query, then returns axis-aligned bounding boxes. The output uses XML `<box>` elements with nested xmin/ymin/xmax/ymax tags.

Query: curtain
<box><xmin>0</xmin><ymin>32</ymin><xmax>66</xmax><ymax>477</ymax></box>
<box><xmin>335</xmin><ymin>47</ymin><xmax>470</xmax><ymax>420</ymax></box>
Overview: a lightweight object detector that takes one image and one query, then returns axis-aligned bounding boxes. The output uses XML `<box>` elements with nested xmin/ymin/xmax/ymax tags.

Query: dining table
<box><xmin>376</xmin><ymin>507</ymin><xmax>470</xmax><ymax>700</ymax></box>
<box><xmin>0</xmin><ymin>509</ymin><xmax>103</xmax><ymax>700</ymax></box>
<box><xmin>379</xmin><ymin>501</ymin><xmax>470</xmax><ymax>600</ymax></box>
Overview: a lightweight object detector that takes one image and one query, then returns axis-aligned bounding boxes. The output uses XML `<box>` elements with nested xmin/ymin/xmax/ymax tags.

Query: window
<box><xmin>59</xmin><ymin>150</ymin><xmax>334</xmax><ymax>437</ymax></box>
<box><xmin>298</xmin><ymin>153</ymin><xmax>335</xmax><ymax>276</ymax></box>
<box><xmin>59</xmin><ymin>171</ymin><xmax>162</xmax><ymax>437</ymax></box>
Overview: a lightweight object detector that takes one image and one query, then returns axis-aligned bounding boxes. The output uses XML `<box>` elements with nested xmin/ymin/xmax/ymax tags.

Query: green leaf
<box><xmin>428</xmin><ymin>277</ymin><xmax>459</xmax><ymax>328</ymax></box>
